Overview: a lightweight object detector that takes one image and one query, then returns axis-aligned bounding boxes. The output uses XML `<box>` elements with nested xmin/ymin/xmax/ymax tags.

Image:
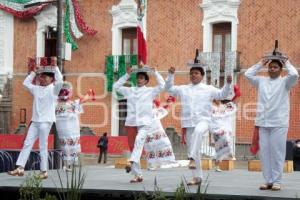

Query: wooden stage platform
<box><xmin>0</xmin><ymin>165</ymin><xmax>299</xmax><ymax>200</ymax></box>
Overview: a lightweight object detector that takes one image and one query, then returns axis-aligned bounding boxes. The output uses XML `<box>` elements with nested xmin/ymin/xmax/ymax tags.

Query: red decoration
<box><xmin>71</xmin><ymin>0</ymin><xmax>97</xmax><ymax>36</ymax></box>
<box><xmin>137</xmin><ymin>24</ymin><xmax>147</xmax><ymax>65</ymax></box>
<box><xmin>250</xmin><ymin>126</ymin><xmax>259</xmax><ymax>155</ymax></box>
<box><xmin>166</xmin><ymin>96</ymin><xmax>176</xmax><ymax>103</ymax></box>
<box><xmin>87</xmin><ymin>89</ymin><xmax>96</xmax><ymax>101</ymax></box>
<box><xmin>40</xmin><ymin>57</ymin><xmax>48</xmax><ymax>66</ymax></box>
<box><xmin>126</xmin><ymin>126</ymin><xmax>137</xmax><ymax>152</ymax></box>
<box><xmin>232</xmin><ymin>84</ymin><xmax>241</xmax><ymax>101</ymax></box>
<box><xmin>153</xmin><ymin>99</ymin><xmax>161</xmax><ymax>108</ymax></box>
<box><xmin>0</xmin><ymin>4</ymin><xmax>48</xmax><ymax>18</ymax></box>
<box><xmin>0</xmin><ymin>134</ymin><xmax>129</xmax><ymax>154</ymax></box>
<box><xmin>181</xmin><ymin>128</ymin><xmax>187</xmax><ymax>145</ymax></box>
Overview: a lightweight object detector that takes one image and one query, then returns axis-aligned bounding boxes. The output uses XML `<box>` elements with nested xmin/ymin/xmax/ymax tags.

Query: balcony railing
<box><xmin>198</xmin><ymin>51</ymin><xmax>241</xmax><ymax>87</ymax></box>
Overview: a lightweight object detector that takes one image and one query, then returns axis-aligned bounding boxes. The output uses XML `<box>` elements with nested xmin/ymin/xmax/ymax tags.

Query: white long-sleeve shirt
<box><xmin>244</xmin><ymin>61</ymin><xmax>299</xmax><ymax>127</ymax></box>
<box><xmin>165</xmin><ymin>74</ymin><xmax>232</xmax><ymax>128</ymax></box>
<box><xmin>113</xmin><ymin>71</ymin><xmax>165</xmax><ymax>126</ymax></box>
<box><xmin>23</xmin><ymin>67</ymin><xmax>63</xmax><ymax>123</ymax></box>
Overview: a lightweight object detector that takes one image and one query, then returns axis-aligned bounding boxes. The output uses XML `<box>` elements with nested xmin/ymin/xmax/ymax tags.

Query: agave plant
<box><xmin>54</xmin><ymin>163</ymin><xmax>87</xmax><ymax>200</ymax></box>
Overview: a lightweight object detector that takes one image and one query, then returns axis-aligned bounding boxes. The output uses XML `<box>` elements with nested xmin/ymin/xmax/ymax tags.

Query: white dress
<box><xmin>143</xmin><ymin>107</ymin><xmax>176</xmax><ymax>166</ymax></box>
<box><xmin>55</xmin><ymin>99</ymin><xmax>83</xmax><ymax>165</ymax></box>
<box><xmin>210</xmin><ymin>102</ymin><xmax>236</xmax><ymax>161</ymax></box>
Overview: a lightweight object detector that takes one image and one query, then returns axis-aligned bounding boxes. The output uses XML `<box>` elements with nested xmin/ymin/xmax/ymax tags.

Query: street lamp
<box><xmin>24</xmin><ymin>0</ymin><xmax>64</xmax><ymax>73</ymax></box>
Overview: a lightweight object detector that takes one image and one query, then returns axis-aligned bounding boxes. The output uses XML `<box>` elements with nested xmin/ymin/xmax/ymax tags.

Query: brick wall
<box><xmin>9</xmin><ymin>0</ymin><xmax>300</xmax><ymax>142</ymax></box>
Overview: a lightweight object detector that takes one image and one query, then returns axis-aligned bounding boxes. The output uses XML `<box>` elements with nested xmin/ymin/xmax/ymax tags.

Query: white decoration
<box><xmin>68</xmin><ymin>0</ymin><xmax>83</xmax><ymax>39</ymax></box>
<box><xmin>64</xmin><ymin>42</ymin><xmax>72</xmax><ymax>61</ymax></box>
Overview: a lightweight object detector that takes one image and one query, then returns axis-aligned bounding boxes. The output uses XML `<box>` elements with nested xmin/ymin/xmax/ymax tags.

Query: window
<box><xmin>213</xmin><ymin>22</ymin><xmax>231</xmax><ymax>70</ymax></box>
<box><xmin>122</xmin><ymin>28</ymin><xmax>137</xmax><ymax>55</ymax></box>
<box><xmin>44</xmin><ymin>27</ymin><xmax>57</xmax><ymax>57</ymax></box>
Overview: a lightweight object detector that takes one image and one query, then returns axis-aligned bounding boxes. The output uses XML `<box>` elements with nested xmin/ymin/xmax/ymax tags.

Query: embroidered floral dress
<box><xmin>55</xmin><ymin>99</ymin><xmax>83</xmax><ymax>165</ymax></box>
<box><xmin>143</xmin><ymin>107</ymin><xmax>176</xmax><ymax>165</ymax></box>
<box><xmin>210</xmin><ymin>102</ymin><xmax>236</xmax><ymax>161</ymax></box>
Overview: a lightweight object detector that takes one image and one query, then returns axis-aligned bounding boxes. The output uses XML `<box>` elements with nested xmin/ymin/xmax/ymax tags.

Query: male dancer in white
<box><xmin>8</xmin><ymin>65</ymin><xmax>63</xmax><ymax>179</ymax></box>
<box><xmin>245</xmin><ymin>58</ymin><xmax>298</xmax><ymax>191</ymax></box>
<box><xmin>113</xmin><ymin>66</ymin><xmax>165</xmax><ymax>183</ymax></box>
<box><xmin>165</xmin><ymin>65</ymin><xmax>232</xmax><ymax>185</ymax></box>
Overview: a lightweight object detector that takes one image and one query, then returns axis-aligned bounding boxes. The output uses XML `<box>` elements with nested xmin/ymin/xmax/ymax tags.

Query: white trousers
<box><xmin>16</xmin><ymin>122</ymin><xmax>52</xmax><ymax>171</ymax></box>
<box><xmin>259</xmin><ymin>127</ymin><xmax>288</xmax><ymax>185</ymax></box>
<box><xmin>187</xmin><ymin>121</ymin><xmax>209</xmax><ymax>179</ymax></box>
<box><xmin>130</xmin><ymin>125</ymin><xmax>150</xmax><ymax>177</ymax></box>
<box><xmin>186</xmin><ymin>128</ymin><xmax>195</xmax><ymax>158</ymax></box>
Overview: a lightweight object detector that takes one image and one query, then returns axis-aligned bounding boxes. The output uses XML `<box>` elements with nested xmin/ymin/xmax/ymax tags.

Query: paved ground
<box><xmin>1</xmin><ymin>161</ymin><xmax>299</xmax><ymax>200</ymax></box>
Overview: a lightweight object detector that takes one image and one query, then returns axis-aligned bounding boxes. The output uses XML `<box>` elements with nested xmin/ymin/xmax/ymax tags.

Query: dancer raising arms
<box><xmin>165</xmin><ymin>61</ymin><xmax>232</xmax><ymax>185</ymax></box>
<box><xmin>113</xmin><ymin>66</ymin><xmax>165</xmax><ymax>183</ymax></box>
<box><xmin>8</xmin><ymin>59</ymin><xmax>63</xmax><ymax>179</ymax></box>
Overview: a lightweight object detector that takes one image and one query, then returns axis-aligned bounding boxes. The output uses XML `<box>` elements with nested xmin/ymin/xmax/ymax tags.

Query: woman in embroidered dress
<box><xmin>210</xmin><ymin>99</ymin><xmax>237</xmax><ymax>172</ymax></box>
<box><xmin>55</xmin><ymin>82</ymin><xmax>94</xmax><ymax>171</ymax></box>
<box><xmin>144</xmin><ymin>96</ymin><xmax>177</xmax><ymax>170</ymax></box>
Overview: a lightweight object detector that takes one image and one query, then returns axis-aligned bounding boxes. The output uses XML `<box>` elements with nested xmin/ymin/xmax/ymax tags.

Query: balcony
<box><xmin>198</xmin><ymin>51</ymin><xmax>241</xmax><ymax>86</ymax></box>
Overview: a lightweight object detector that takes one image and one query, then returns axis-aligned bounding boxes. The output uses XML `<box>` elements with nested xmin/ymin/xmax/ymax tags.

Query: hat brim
<box><xmin>263</xmin><ymin>53</ymin><xmax>288</xmax><ymax>62</ymax></box>
<box><xmin>36</xmin><ymin>66</ymin><xmax>56</xmax><ymax>74</ymax></box>
<box><xmin>132</xmin><ymin>65</ymin><xmax>153</xmax><ymax>73</ymax></box>
<box><xmin>187</xmin><ymin>63</ymin><xmax>207</xmax><ymax>69</ymax></box>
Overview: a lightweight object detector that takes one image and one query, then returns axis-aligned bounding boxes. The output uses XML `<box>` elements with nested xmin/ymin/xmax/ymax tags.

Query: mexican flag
<box><xmin>137</xmin><ymin>18</ymin><xmax>147</xmax><ymax>65</ymax></box>
<box><xmin>137</xmin><ymin>0</ymin><xmax>147</xmax><ymax>65</ymax></box>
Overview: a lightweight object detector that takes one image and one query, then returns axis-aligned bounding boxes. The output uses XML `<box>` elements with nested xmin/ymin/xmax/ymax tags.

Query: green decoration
<box><xmin>105</xmin><ymin>56</ymin><xmax>114</xmax><ymax>92</ymax></box>
<box><xmin>116</xmin><ymin>55</ymin><xmax>126</xmax><ymax>99</ymax></box>
<box><xmin>130</xmin><ymin>54</ymin><xmax>137</xmax><ymax>65</ymax></box>
<box><xmin>104</xmin><ymin>55</ymin><xmax>138</xmax><ymax>92</ymax></box>
<box><xmin>117</xmin><ymin>55</ymin><xmax>126</xmax><ymax>78</ymax></box>
<box><xmin>129</xmin><ymin>55</ymin><xmax>137</xmax><ymax>86</ymax></box>
<box><xmin>129</xmin><ymin>73</ymin><xmax>136</xmax><ymax>86</ymax></box>
<box><xmin>64</xmin><ymin>0</ymin><xmax>78</xmax><ymax>50</ymax></box>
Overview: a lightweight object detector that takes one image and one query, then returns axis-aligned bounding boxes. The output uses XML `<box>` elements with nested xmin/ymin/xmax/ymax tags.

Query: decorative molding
<box><xmin>34</xmin><ymin>5</ymin><xmax>57</xmax><ymax>57</ymax></box>
<box><xmin>34</xmin><ymin>5</ymin><xmax>57</xmax><ymax>31</ymax></box>
<box><xmin>201</xmin><ymin>0</ymin><xmax>240</xmax><ymax>23</ymax></box>
<box><xmin>200</xmin><ymin>0</ymin><xmax>240</xmax><ymax>52</ymax></box>
<box><xmin>110</xmin><ymin>1</ymin><xmax>137</xmax><ymax>27</ymax></box>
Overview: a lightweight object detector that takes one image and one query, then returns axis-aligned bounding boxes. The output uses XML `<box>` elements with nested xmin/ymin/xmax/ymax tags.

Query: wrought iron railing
<box><xmin>0</xmin><ymin>149</ymin><xmax>63</xmax><ymax>173</ymax></box>
<box><xmin>198</xmin><ymin>51</ymin><xmax>241</xmax><ymax>87</ymax></box>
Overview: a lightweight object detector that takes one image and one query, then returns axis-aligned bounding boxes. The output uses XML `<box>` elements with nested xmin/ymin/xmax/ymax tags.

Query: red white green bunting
<box><xmin>0</xmin><ymin>0</ymin><xmax>97</xmax><ymax>51</ymax></box>
<box><xmin>0</xmin><ymin>0</ymin><xmax>48</xmax><ymax>18</ymax></box>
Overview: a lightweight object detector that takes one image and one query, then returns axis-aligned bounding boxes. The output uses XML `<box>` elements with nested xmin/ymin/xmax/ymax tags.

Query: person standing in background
<box><xmin>98</xmin><ymin>132</ymin><xmax>108</xmax><ymax>164</ymax></box>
